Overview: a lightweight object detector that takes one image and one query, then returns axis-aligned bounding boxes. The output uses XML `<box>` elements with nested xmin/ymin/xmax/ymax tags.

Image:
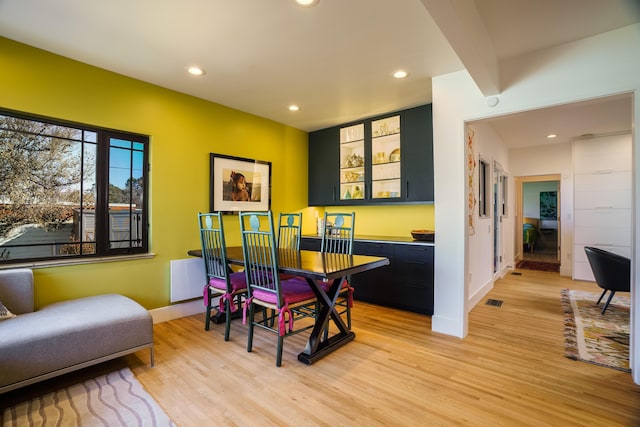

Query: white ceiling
<box><xmin>0</xmin><ymin>0</ymin><xmax>639</xmax><ymax>146</ymax></box>
<box><xmin>473</xmin><ymin>94</ymin><xmax>634</xmax><ymax>150</ymax></box>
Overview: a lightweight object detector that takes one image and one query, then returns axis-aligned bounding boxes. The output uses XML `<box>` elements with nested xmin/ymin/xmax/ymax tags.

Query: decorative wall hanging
<box><xmin>467</xmin><ymin>128</ymin><xmax>477</xmax><ymax>235</ymax></box>
<box><xmin>540</xmin><ymin>191</ymin><xmax>557</xmax><ymax>219</ymax></box>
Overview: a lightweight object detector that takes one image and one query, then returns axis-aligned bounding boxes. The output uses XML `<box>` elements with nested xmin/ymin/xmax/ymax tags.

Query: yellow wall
<box><xmin>301</xmin><ymin>205</ymin><xmax>435</xmax><ymax>237</ymax></box>
<box><xmin>0</xmin><ymin>37</ymin><xmax>307</xmax><ymax>309</ymax></box>
<box><xmin>0</xmin><ymin>37</ymin><xmax>434</xmax><ymax>310</ymax></box>
<box><xmin>326</xmin><ymin>205</ymin><xmax>434</xmax><ymax>236</ymax></box>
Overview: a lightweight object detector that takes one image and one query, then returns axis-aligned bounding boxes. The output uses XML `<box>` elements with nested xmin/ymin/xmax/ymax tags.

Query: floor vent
<box><xmin>486</xmin><ymin>299</ymin><xmax>503</xmax><ymax>307</ymax></box>
<box><xmin>511</xmin><ymin>272</ymin><xmax>523</xmax><ymax>276</ymax></box>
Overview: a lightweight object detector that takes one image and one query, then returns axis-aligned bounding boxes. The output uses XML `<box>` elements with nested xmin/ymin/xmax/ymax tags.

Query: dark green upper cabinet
<box><xmin>402</xmin><ymin>104</ymin><xmax>434</xmax><ymax>202</ymax></box>
<box><xmin>308</xmin><ymin>126</ymin><xmax>340</xmax><ymax>206</ymax></box>
<box><xmin>308</xmin><ymin>104</ymin><xmax>433</xmax><ymax>206</ymax></box>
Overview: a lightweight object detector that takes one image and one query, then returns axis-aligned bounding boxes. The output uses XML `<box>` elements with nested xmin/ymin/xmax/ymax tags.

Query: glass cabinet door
<box><xmin>371</xmin><ymin>115</ymin><xmax>401</xmax><ymax>199</ymax></box>
<box><xmin>339</xmin><ymin>123</ymin><xmax>365</xmax><ymax>200</ymax></box>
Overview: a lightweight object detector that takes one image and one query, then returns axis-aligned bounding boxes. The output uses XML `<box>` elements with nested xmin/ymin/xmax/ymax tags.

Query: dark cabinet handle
<box><xmin>405</xmin><ymin>181</ymin><xmax>409</xmax><ymax>198</ymax></box>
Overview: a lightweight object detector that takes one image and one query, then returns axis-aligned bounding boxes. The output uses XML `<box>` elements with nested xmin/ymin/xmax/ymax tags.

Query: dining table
<box><xmin>188</xmin><ymin>246</ymin><xmax>390</xmax><ymax>364</ymax></box>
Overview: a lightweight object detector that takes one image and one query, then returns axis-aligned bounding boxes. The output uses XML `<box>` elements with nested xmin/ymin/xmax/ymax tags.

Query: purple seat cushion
<box><xmin>209</xmin><ymin>272</ymin><xmax>247</xmax><ymax>293</ymax></box>
<box><xmin>252</xmin><ymin>279</ymin><xmax>315</xmax><ymax>306</ymax></box>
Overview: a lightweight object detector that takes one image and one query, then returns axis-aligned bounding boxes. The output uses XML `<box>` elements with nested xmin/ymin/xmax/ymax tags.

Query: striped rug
<box><xmin>561</xmin><ymin>289</ymin><xmax>630</xmax><ymax>372</ymax></box>
<box><xmin>2</xmin><ymin>368</ymin><xmax>175</xmax><ymax>426</ymax></box>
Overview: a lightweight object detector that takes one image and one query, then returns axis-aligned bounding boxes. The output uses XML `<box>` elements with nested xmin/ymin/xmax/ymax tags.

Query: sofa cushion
<box><xmin>0</xmin><ymin>268</ymin><xmax>34</xmax><ymax>314</ymax></box>
<box><xmin>0</xmin><ymin>293</ymin><xmax>152</xmax><ymax>389</ymax></box>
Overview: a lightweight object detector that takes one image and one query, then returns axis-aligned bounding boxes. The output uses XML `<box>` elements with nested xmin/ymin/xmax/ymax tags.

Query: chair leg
<box><xmin>247</xmin><ymin>303</ymin><xmax>255</xmax><ymax>353</ymax></box>
<box><xmin>601</xmin><ymin>290</ymin><xmax>616</xmax><ymax>314</ymax></box>
<box><xmin>276</xmin><ymin>335</ymin><xmax>284</xmax><ymax>367</ymax></box>
<box><xmin>205</xmin><ymin>288</ymin><xmax>212</xmax><ymax>331</ymax></box>
<box><xmin>224</xmin><ymin>298</ymin><xmax>231</xmax><ymax>342</ymax></box>
<box><xmin>596</xmin><ymin>288</ymin><xmax>608</xmax><ymax>305</ymax></box>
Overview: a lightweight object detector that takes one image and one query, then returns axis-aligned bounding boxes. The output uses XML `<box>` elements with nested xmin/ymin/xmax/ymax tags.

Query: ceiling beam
<box><xmin>420</xmin><ymin>0</ymin><xmax>500</xmax><ymax>96</ymax></box>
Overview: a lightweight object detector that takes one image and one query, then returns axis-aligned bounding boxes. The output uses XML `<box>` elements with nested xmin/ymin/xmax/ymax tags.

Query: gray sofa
<box><xmin>0</xmin><ymin>268</ymin><xmax>154</xmax><ymax>394</ymax></box>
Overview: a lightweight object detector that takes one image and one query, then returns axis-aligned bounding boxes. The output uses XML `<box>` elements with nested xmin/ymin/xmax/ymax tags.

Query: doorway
<box><xmin>515</xmin><ymin>174</ymin><xmax>561</xmax><ymax>265</ymax></box>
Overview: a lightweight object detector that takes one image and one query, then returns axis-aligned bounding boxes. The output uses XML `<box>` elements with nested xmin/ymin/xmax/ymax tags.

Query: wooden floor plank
<box><xmin>2</xmin><ymin>269</ymin><xmax>639</xmax><ymax>425</ymax></box>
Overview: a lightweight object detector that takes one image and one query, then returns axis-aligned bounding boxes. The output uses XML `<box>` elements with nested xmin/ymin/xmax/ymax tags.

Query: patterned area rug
<box><xmin>2</xmin><ymin>368</ymin><xmax>175</xmax><ymax>426</ymax></box>
<box><xmin>517</xmin><ymin>260</ymin><xmax>560</xmax><ymax>272</ymax></box>
<box><xmin>561</xmin><ymin>289</ymin><xmax>630</xmax><ymax>372</ymax></box>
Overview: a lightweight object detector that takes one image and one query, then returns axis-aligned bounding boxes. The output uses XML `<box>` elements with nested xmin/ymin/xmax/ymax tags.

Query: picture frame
<box><xmin>210</xmin><ymin>153</ymin><xmax>271</xmax><ymax>213</ymax></box>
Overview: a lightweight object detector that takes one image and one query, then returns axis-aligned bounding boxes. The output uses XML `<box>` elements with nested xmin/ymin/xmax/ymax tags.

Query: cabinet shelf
<box><xmin>340</xmin><ymin>139</ymin><xmax>364</xmax><ymax>147</ymax></box>
<box><xmin>372</xmin><ymin>160</ymin><xmax>400</xmax><ymax>165</ymax></box>
<box><xmin>340</xmin><ymin>123</ymin><xmax>364</xmax><ymax>143</ymax></box>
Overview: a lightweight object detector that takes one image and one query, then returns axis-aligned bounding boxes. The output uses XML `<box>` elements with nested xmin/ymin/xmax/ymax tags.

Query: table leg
<box><xmin>297</xmin><ymin>277</ymin><xmax>355</xmax><ymax>365</ymax></box>
<box><xmin>208</xmin><ymin>294</ymin><xmax>243</xmax><ymax>324</ymax></box>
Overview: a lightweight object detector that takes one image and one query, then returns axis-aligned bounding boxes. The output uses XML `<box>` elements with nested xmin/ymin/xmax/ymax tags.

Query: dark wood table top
<box><xmin>188</xmin><ymin>247</ymin><xmax>389</xmax><ymax>281</ymax></box>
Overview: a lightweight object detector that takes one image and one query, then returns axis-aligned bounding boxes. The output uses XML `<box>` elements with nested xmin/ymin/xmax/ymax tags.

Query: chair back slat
<box><xmin>198</xmin><ymin>212</ymin><xmax>230</xmax><ymax>284</ymax></box>
<box><xmin>321</xmin><ymin>212</ymin><xmax>355</xmax><ymax>255</ymax></box>
<box><xmin>239</xmin><ymin>211</ymin><xmax>282</xmax><ymax>303</ymax></box>
<box><xmin>277</xmin><ymin>213</ymin><xmax>302</xmax><ymax>250</ymax></box>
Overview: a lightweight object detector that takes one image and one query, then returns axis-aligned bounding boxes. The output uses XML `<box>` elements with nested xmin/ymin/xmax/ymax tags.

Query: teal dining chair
<box><xmin>321</xmin><ymin>212</ymin><xmax>356</xmax><ymax>330</ymax></box>
<box><xmin>277</xmin><ymin>212</ymin><xmax>302</xmax><ymax>250</ymax></box>
<box><xmin>239</xmin><ymin>211</ymin><xmax>317</xmax><ymax>366</ymax></box>
<box><xmin>198</xmin><ymin>212</ymin><xmax>247</xmax><ymax>341</ymax></box>
<box><xmin>276</xmin><ymin>213</ymin><xmax>303</xmax><ymax>281</ymax></box>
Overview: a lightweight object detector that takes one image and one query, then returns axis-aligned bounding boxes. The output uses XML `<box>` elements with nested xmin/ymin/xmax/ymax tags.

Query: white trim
<box><xmin>468</xmin><ymin>277</ymin><xmax>494</xmax><ymax>311</ymax></box>
<box><xmin>0</xmin><ymin>253</ymin><xmax>156</xmax><ymax>270</ymax></box>
<box><xmin>149</xmin><ymin>298</ymin><xmax>213</xmax><ymax>324</ymax></box>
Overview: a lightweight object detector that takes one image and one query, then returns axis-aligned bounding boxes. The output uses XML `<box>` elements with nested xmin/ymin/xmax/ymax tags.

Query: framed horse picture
<box><xmin>210</xmin><ymin>153</ymin><xmax>271</xmax><ymax>213</ymax></box>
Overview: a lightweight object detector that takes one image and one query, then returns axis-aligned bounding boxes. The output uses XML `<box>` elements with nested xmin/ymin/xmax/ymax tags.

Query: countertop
<box><xmin>302</xmin><ymin>234</ymin><xmax>435</xmax><ymax>246</ymax></box>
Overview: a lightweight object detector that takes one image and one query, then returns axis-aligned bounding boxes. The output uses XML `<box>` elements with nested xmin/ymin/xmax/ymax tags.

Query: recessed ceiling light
<box><xmin>289</xmin><ymin>105</ymin><xmax>300</xmax><ymax>112</ymax></box>
<box><xmin>187</xmin><ymin>66</ymin><xmax>205</xmax><ymax>76</ymax></box>
<box><xmin>393</xmin><ymin>70</ymin><xmax>408</xmax><ymax>79</ymax></box>
<box><xmin>546</xmin><ymin>134</ymin><xmax>557</xmax><ymax>139</ymax></box>
<box><xmin>296</xmin><ymin>0</ymin><xmax>319</xmax><ymax>6</ymax></box>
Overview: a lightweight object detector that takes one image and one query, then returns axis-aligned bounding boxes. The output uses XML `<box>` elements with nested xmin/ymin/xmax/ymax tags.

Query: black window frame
<box><xmin>0</xmin><ymin>107</ymin><xmax>149</xmax><ymax>264</ymax></box>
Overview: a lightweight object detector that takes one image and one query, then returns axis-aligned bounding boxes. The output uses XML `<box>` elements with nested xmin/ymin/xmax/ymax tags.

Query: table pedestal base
<box><xmin>297</xmin><ymin>331</ymin><xmax>355</xmax><ymax>365</ymax></box>
<box><xmin>208</xmin><ymin>308</ymin><xmax>242</xmax><ymax>325</ymax></box>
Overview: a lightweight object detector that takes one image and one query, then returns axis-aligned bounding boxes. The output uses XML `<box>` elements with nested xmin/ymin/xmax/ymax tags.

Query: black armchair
<box><xmin>584</xmin><ymin>246</ymin><xmax>630</xmax><ymax>314</ymax></box>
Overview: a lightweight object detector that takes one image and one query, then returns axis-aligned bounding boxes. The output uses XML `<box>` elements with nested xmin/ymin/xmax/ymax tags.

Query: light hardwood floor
<box><xmin>3</xmin><ymin>270</ymin><xmax>639</xmax><ymax>426</ymax></box>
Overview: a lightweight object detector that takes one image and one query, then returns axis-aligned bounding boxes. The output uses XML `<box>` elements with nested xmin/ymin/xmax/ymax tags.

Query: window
<box><xmin>0</xmin><ymin>109</ymin><xmax>149</xmax><ymax>264</ymax></box>
<box><xmin>478</xmin><ymin>157</ymin><xmax>489</xmax><ymax>218</ymax></box>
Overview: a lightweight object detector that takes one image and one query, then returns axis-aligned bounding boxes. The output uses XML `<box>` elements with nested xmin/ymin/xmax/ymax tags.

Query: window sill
<box><xmin>0</xmin><ymin>253</ymin><xmax>156</xmax><ymax>270</ymax></box>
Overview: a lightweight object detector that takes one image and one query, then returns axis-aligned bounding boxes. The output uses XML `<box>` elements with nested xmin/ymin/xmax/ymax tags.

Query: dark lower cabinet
<box><xmin>300</xmin><ymin>238</ymin><xmax>321</xmax><ymax>251</ymax></box>
<box><xmin>351</xmin><ymin>242</ymin><xmax>394</xmax><ymax>306</ymax></box>
<box><xmin>301</xmin><ymin>237</ymin><xmax>434</xmax><ymax>315</ymax></box>
<box><xmin>393</xmin><ymin>245</ymin><xmax>434</xmax><ymax>314</ymax></box>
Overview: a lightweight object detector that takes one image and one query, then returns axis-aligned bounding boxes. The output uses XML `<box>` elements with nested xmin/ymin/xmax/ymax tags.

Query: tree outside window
<box><xmin>0</xmin><ymin>110</ymin><xmax>149</xmax><ymax>263</ymax></box>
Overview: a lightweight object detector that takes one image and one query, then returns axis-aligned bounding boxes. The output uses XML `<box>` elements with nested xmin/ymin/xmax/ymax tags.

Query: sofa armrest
<box><xmin>0</xmin><ymin>269</ymin><xmax>34</xmax><ymax>314</ymax></box>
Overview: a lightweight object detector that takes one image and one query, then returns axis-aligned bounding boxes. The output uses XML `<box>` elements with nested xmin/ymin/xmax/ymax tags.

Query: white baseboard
<box><xmin>468</xmin><ymin>278</ymin><xmax>494</xmax><ymax>311</ymax></box>
<box><xmin>432</xmin><ymin>314</ymin><xmax>466</xmax><ymax>338</ymax></box>
<box><xmin>148</xmin><ymin>298</ymin><xmax>212</xmax><ymax>324</ymax></box>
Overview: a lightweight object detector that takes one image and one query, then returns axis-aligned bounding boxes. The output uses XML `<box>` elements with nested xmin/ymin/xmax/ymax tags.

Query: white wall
<box><xmin>431</xmin><ymin>24</ymin><xmax>640</xmax><ymax>384</ymax></box>
<box><xmin>510</xmin><ymin>143</ymin><xmax>573</xmax><ymax>275</ymax></box>
<box><xmin>466</xmin><ymin>122</ymin><xmax>513</xmax><ymax>309</ymax></box>
<box><xmin>523</xmin><ymin>181</ymin><xmax>559</xmax><ymax>219</ymax></box>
